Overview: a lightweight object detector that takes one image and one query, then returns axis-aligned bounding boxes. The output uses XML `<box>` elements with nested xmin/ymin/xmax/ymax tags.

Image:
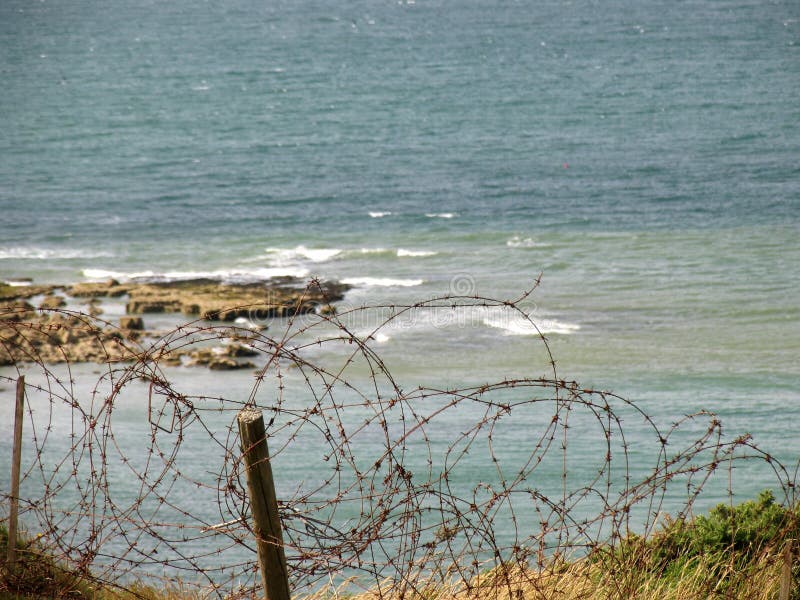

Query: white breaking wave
<box><xmin>341</xmin><ymin>277</ymin><xmax>424</xmax><ymax>287</ymax></box>
<box><xmin>389</xmin><ymin>305</ymin><xmax>578</xmax><ymax>336</ymax></box>
<box><xmin>0</xmin><ymin>247</ymin><xmax>114</xmax><ymax>260</ymax></box>
<box><xmin>506</xmin><ymin>236</ymin><xmax>549</xmax><ymax>248</ymax></box>
<box><xmin>83</xmin><ymin>269</ymin><xmax>161</xmax><ymax>281</ymax></box>
<box><xmin>352</xmin><ymin>248</ymin><xmax>436</xmax><ymax>258</ymax></box>
<box><xmin>398</xmin><ymin>306</ymin><xmax>579</xmax><ymax>336</ymax></box>
<box><xmin>368</xmin><ymin>211</ymin><xmax>392</xmax><ymax>218</ymax></box>
<box><xmin>82</xmin><ymin>267</ymin><xmax>309</xmax><ymax>283</ymax></box>
<box><xmin>336</xmin><ymin>305</ymin><xmax>579</xmax><ymax>349</ymax></box>
<box><xmin>425</xmin><ymin>212</ymin><xmax>456</xmax><ymax>219</ymax></box>
<box><xmin>265</xmin><ymin>245</ymin><xmax>342</xmax><ymax>264</ymax></box>
<box><xmin>481</xmin><ymin>307</ymin><xmax>580</xmax><ymax>336</ymax></box>
<box><xmin>397</xmin><ymin>248</ymin><xmax>437</xmax><ymax>257</ymax></box>
<box><xmin>253</xmin><ymin>246</ymin><xmax>435</xmax><ymax>263</ymax></box>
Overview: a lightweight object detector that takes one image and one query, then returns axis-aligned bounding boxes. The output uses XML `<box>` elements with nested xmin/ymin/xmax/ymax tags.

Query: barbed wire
<box><xmin>0</xmin><ymin>281</ymin><xmax>796</xmax><ymax>598</ymax></box>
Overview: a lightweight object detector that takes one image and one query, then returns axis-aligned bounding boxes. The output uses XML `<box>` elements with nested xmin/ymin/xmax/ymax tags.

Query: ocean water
<box><xmin>1</xmin><ymin>0</ymin><xmax>799</xmax><ymax>584</ymax></box>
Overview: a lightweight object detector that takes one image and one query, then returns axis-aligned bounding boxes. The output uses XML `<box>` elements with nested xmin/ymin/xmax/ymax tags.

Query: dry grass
<box><xmin>299</xmin><ymin>550</ymin><xmax>786</xmax><ymax>600</ymax></box>
<box><xmin>0</xmin><ymin>537</ymin><xmax>789</xmax><ymax>600</ymax></box>
<box><xmin>0</xmin><ymin>554</ymin><xmax>787</xmax><ymax>600</ymax></box>
<box><xmin>2</xmin><ymin>514</ymin><xmax>794</xmax><ymax>600</ymax></box>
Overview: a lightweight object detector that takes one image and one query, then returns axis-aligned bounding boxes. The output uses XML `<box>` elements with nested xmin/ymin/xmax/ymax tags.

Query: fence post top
<box><xmin>238</xmin><ymin>408</ymin><xmax>264</xmax><ymax>424</ymax></box>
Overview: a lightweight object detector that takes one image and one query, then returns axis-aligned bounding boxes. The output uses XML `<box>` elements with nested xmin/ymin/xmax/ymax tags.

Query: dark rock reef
<box><xmin>0</xmin><ymin>277</ymin><xmax>347</xmax><ymax>367</ymax></box>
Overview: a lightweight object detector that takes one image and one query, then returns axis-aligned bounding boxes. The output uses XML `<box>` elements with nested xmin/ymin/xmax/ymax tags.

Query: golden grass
<box><xmin>1</xmin><ymin>528</ymin><xmax>791</xmax><ymax>600</ymax></box>
<box><xmin>298</xmin><ymin>550</ymin><xmax>787</xmax><ymax>600</ymax></box>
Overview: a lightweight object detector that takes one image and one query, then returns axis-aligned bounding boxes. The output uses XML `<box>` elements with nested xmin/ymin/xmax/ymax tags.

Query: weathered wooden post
<box><xmin>238</xmin><ymin>408</ymin><xmax>291</xmax><ymax>600</ymax></box>
<box><xmin>7</xmin><ymin>375</ymin><xmax>25</xmax><ymax>570</ymax></box>
<box><xmin>780</xmin><ymin>538</ymin><xmax>794</xmax><ymax>600</ymax></box>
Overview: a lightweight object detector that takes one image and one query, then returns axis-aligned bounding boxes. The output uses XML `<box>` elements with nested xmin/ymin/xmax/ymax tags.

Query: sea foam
<box><xmin>82</xmin><ymin>267</ymin><xmax>310</xmax><ymax>283</ymax></box>
<box><xmin>397</xmin><ymin>248</ymin><xmax>437</xmax><ymax>257</ymax></box>
<box><xmin>341</xmin><ymin>277</ymin><xmax>424</xmax><ymax>287</ymax></box>
<box><xmin>0</xmin><ymin>247</ymin><xmax>114</xmax><ymax>260</ymax></box>
<box><xmin>506</xmin><ymin>236</ymin><xmax>548</xmax><ymax>248</ymax></box>
<box><xmin>265</xmin><ymin>245</ymin><xmax>342</xmax><ymax>264</ymax></box>
<box><xmin>482</xmin><ymin>307</ymin><xmax>580</xmax><ymax>336</ymax></box>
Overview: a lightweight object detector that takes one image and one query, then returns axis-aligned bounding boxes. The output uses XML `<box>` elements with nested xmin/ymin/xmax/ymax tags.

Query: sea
<box><xmin>1</xmin><ymin>0</ymin><xmax>799</xmax><ymax>587</ymax></box>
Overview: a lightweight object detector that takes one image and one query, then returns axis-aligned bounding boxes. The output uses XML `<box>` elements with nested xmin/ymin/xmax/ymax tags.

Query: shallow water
<box><xmin>1</xmin><ymin>0</ymin><xmax>799</xmax><ymax>587</ymax></box>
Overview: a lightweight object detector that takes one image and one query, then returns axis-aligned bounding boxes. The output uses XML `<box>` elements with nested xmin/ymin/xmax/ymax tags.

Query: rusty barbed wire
<box><xmin>0</xmin><ymin>281</ymin><xmax>796</xmax><ymax>598</ymax></box>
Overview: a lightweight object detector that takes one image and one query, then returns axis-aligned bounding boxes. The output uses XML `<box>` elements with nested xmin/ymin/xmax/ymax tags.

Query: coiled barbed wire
<box><xmin>0</xmin><ymin>282</ymin><xmax>795</xmax><ymax>598</ymax></box>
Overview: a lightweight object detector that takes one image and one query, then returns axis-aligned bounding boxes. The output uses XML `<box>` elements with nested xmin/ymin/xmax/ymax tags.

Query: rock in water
<box><xmin>39</xmin><ymin>295</ymin><xmax>67</xmax><ymax>310</ymax></box>
<box><xmin>122</xmin><ymin>279</ymin><xmax>348</xmax><ymax>321</ymax></box>
<box><xmin>119</xmin><ymin>316</ymin><xmax>145</xmax><ymax>330</ymax></box>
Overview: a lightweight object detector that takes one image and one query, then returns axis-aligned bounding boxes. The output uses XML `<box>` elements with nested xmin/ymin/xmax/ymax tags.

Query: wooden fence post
<box><xmin>238</xmin><ymin>408</ymin><xmax>291</xmax><ymax>600</ymax></box>
<box><xmin>780</xmin><ymin>538</ymin><xmax>794</xmax><ymax>600</ymax></box>
<box><xmin>6</xmin><ymin>375</ymin><xmax>25</xmax><ymax>571</ymax></box>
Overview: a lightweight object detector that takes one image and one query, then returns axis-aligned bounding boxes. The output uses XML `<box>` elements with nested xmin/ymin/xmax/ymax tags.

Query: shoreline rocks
<box><xmin>0</xmin><ymin>277</ymin><xmax>348</xmax><ymax>367</ymax></box>
<box><xmin>0</xmin><ymin>283</ymin><xmax>58</xmax><ymax>301</ymax></box>
<box><xmin>39</xmin><ymin>294</ymin><xmax>67</xmax><ymax>310</ymax></box>
<box><xmin>0</xmin><ymin>310</ymin><xmax>136</xmax><ymax>365</ymax></box>
<box><xmin>119</xmin><ymin>316</ymin><xmax>145</xmax><ymax>330</ymax></box>
<box><xmin>122</xmin><ymin>279</ymin><xmax>347</xmax><ymax>321</ymax></box>
<box><xmin>180</xmin><ymin>344</ymin><xmax>259</xmax><ymax>370</ymax></box>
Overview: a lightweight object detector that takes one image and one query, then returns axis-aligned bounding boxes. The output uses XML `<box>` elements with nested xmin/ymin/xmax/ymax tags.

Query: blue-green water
<box><xmin>1</xmin><ymin>0</ymin><xmax>799</xmax><ymax>588</ymax></box>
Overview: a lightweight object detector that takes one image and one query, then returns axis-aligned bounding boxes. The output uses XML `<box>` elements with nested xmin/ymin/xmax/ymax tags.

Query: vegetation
<box><xmin>0</xmin><ymin>524</ymin><xmax>97</xmax><ymax>600</ymax></box>
<box><xmin>2</xmin><ymin>491</ymin><xmax>798</xmax><ymax>599</ymax></box>
<box><xmin>588</xmin><ymin>489</ymin><xmax>799</xmax><ymax>599</ymax></box>
<box><xmin>0</xmin><ymin>526</ymin><xmax>197</xmax><ymax>600</ymax></box>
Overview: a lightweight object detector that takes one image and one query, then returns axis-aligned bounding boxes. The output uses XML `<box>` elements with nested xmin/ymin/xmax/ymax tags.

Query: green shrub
<box><xmin>656</xmin><ymin>490</ymin><xmax>797</xmax><ymax>562</ymax></box>
<box><xmin>0</xmin><ymin>525</ymin><xmax>98</xmax><ymax>599</ymax></box>
<box><xmin>597</xmin><ymin>490</ymin><xmax>800</xmax><ymax>595</ymax></box>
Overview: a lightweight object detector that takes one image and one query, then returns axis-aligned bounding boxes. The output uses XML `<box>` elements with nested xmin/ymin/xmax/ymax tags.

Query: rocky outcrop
<box><xmin>123</xmin><ymin>279</ymin><xmax>348</xmax><ymax>321</ymax></box>
<box><xmin>119</xmin><ymin>316</ymin><xmax>145</xmax><ymax>330</ymax></box>
<box><xmin>3</xmin><ymin>278</ymin><xmax>348</xmax><ymax>322</ymax></box>
<box><xmin>65</xmin><ymin>279</ymin><xmax>131</xmax><ymax>298</ymax></box>
<box><xmin>0</xmin><ymin>310</ymin><xmax>262</xmax><ymax>369</ymax></box>
<box><xmin>143</xmin><ymin>342</ymin><xmax>260</xmax><ymax>370</ymax></box>
<box><xmin>0</xmin><ymin>301</ymin><xmax>36</xmax><ymax>322</ymax></box>
<box><xmin>0</xmin><ymin>309</ymin><xmax>136</xmax><ymax>365</ymax></box>
<box><xmin>0</xmin><ymin>283</ymin><xmax>57</xmax><ymax>301</ymax></box>
<box><xmin>181</xmin><ymin>344</ymin><xmax>258</xmax><ymax>370</ymax></box>
<box><xmin>39</xmin><ymin>295</ymin><xmax>67</xmax><ymax>310</ymax></box>
<box><xmin>85</xmin><ymin>299</ymin><xmax>103</xmax><ymax>316</ymax></box>
<box><xmin>0</xmin><ymin>277</ymin><xmax>347</xmax><ymax>367</ymax></box>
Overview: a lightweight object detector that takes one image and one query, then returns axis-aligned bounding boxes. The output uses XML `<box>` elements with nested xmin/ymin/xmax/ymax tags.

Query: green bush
<box><xmin>657</xmin><ymin>490</ymin><xmax>797</xmax><ymax>562</ymax></box>
<box><xmin>594</xmin><ymin>490</ymin><xmax>799</xmax><ymax>595</ymax></box>
<box><xmin>0</xmin><ymin>525</ymin><xmax>98</xmax><ymax>599</ymax></box>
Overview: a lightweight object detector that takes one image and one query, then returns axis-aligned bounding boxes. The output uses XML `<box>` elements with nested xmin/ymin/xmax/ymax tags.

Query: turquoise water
<box><xmin>1</xmin><ymin>0</ymin><xmax>799</xmax><ymax>587</ymax></box>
